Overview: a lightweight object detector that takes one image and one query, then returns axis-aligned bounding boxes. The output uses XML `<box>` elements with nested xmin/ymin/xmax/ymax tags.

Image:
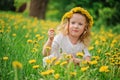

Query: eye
<box><xmin>79</xmin><ymin>23</ymin><xmax>83</xmax><ymax>25</ymax></box>
<box><xmin>71</xmin><ymin>21</ymin><xmax>75</xmax><ymax>24</ymax></box>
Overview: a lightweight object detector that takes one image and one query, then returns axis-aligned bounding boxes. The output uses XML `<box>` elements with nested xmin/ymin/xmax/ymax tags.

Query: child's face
<box><xmin>68</xmin><ymin>13</ymin><xmax>87</xmax><ymax>38</ymax></box>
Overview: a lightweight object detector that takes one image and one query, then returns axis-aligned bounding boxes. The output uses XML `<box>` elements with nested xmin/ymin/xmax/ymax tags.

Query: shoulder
<box><xmin>54</xmin><ymin>33</ymin><xmax>65</xmax><ymax>40</ymax></box>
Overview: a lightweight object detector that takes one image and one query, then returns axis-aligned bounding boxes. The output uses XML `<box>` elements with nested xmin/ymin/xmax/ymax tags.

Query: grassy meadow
<box><xmin>0</xmin><ymin>11</ymin><xmax>120</xmax><ymax>80</ymax></box>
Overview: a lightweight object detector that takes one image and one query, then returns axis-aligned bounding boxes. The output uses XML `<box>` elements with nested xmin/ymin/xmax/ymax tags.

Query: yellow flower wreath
<box><xmin>61</xmin><ymin>7</ymin><xmax>94</xmax><ymax>28</ymax></box>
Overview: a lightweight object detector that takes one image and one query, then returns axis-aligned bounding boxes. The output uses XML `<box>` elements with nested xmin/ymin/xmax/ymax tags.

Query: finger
<box><xmin>49</xmin><ymin>28</ymin><xmax>54</xmax><ymax>32</ymax></box>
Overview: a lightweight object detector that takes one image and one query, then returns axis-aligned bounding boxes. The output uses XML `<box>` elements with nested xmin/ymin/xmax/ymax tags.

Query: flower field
<box><xmin>0</xmin><ymin>12</ymin><xmax>120</xmax><ymax>80</ymax></box>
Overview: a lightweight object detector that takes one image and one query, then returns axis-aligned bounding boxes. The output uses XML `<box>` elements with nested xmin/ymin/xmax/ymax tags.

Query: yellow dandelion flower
<box><xmin>47</xmin><ymin>69</ymin><xmax>55</xmax><ymax>74</ymax></box>
<box><xmin>88</xmin><ymin>60</ymin><xmax>98</xmax><ymax>65</ymax></box>
<box><xmin>97</xmin><ymin>49</ymin><xmax>101</xmax><ymax>53</ymax></box>
<box><xmin>105</xmin><ymin>53</ymin><xmax>111</xmax><ymax>56</ymax></box>
<box><xmin>110</xmin><ymin>43</ymin><xmax>114</xmax><ymax>48</ymax></box>
<box><xmin>112</xmin><ymin>39</ymin><xmax>117</xmax><ymax>44</ymax></box>
<box><xmin>62</xmin><ymin>12</ymin><xmax>73</xmax><ymax>22</ymax></box>
<box><xmin>27</xmin><ymin>39</ymin><xmax>33</xmax><ymax>43</ymax></box>
<box><xmin>31</xmin><ymin>48</ymin><xmax>38</xmax><ymax>52</ymax></box>
<box><xmin>65</xmin><ymin>54</ymin><xmax>72</xmax><ymax>59</ymax></box>
<box><xmin>70</xmin><ymin>72</ymin><xmax>77</xmax><ymax>76</ymax></box>
<box><xmin>54</xmin><ymin>73</ymin><xmax>60</xmax><ymax>79</ymax></box>
<box><xmin>32</xmin><ymin>65</ymin><xmax>39</xmax><ymax>69</ymax></box>
<box><xmin>25</xmin><ymin>34</ymin><xmax>29</xmax><ymax>38</ymax></box>
<box><xmin>40</xmin><ymin>72</ymin><xmax>48</xmax><ymax>76</ymax></box>
<box><xmin>88</xmin><ymin>46</ymin><xmax>94</xmax><ymax>51</ymax></box>
<box><xmin>12</xmin><ymin>33</ymin><xmax>16</xmax><ymax>37</ymax></box>
<box><xmin>92</xmin><ymin>56</ymin><xmax>100</xmax><ymax>61</ymax></box>
<box><xmin>60</xmin><ymin>61</ymin><xmax>67</xmax><ymax>66</ymax></box>
<box><xmin>40</xmin><ymin>69</ymin><xmax>55</xmax><ymax>76</ymax></box>
<box><xmin>51</xmin><ymin>57</ymin><xmax>57</xmax><ymax>62</ymax></box>
<box><xmin>54</xmin><ymin>60</ymin><xmax>60</xmax><ymax>65</ymax></box>
<box><xmin>95</xmin><ymin>40</ymin><xmax>99</xmax><ymax>45</ymax></box>
<box><xmin>99</xmin><ymin>66</ymin><xmax>109</xmax><ymax>72</ymax></box>
<box><xmin>35</xmin><ymin>34</ymin><xmax>40</xmax><ymax>38</ymax></box>
<box><xmin>3</xmin><ymin>56</ymin><xmax>8</xmax><ymax>61</ymax></box>
<box><xmin>45</xmin><ymin>59</ymin><xmax>51</xmax><ymax>64</ymax></box>
<box><xmin>101</xmin><ymin>37</ymin><xmax>106</xmax><ymax>42</ymax></box>
<box><xmin>76</xmin><ymin>52</ymin><xmax>84</xmax><ymax>57</ymax></box>
<box><xmin>81</xmin><ymin>60</ymin><xmax>88</xmax><ymax>64</ymax></box>
<box><xmin>0</xmin><ymin>29</ymin><xmax>4</xmax><ymax>33</ymax></box>
<box><xmin>81</xmin><ymin>66</ymin><xmax>89</xmax><ymax>72</ymax></box>
<box><xmin>29</xmin><ymin>59</ymin><xmax>36</xmax><ymax>64</ymax></box>
<box><xmin>38</xmin><ymin>36</ymin><xmax>44</xmax><ymax>41</ymax></box>
<box><xmin>12</xmin><ymin>61</ymin><xmax>22</xmax><ymax>69</ymax></box>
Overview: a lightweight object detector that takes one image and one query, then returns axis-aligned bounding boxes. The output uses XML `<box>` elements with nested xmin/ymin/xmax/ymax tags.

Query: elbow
<box><xmin>42</xmin><ymin>50</ymin><xmax>50</xmax><ymax>57</ymax></box>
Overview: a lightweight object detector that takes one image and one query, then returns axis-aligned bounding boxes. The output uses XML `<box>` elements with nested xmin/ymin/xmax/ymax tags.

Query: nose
<box><xmin>74</xmin><ymin>23</ymin><xmax>78</xmax><ymax>28</ymax></box>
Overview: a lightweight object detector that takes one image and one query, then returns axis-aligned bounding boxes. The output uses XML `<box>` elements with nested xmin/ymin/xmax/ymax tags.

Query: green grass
<box><xmin>0</xmin><ymin>11</ymin><xmax>120</xmax><ymax>80</ymax></box>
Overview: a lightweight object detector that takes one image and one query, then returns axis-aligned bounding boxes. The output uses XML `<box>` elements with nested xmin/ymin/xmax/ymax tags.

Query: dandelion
<box><xmin>47</xmin><ymin>69</ymin><xmax>55</xmax><ymax>74</ymax></box>
<box><xmin>3</xmin><ymin>56</ymin><xmax>8</xmax><ymax>61</ymax></box>
<box><xmin>99</xmin><ymin>66</ymin><xmax>109</xmax><ymax>72</ymax></box>
<box><xmin>95</xmin><ymin>40</ymin><xmax>99</xmax><ymax>45</ymax></box>
<box><xmin>40</xmin><ymin>69</ymin><xmax>55</xmax><ymax>76</ymax></box>
<box><xmin>32</xmin><ymin>65</ymin><xmax>39</xmax><ymax>69</ymax></box>
<box><xmin>29</xmin><ymin>59</ymin><xmax>36</xmax><ymax>64</ymax></box>
<box><xmin>54</xmin><ymin>60</ymin><xmax>60</xmax><ymax>65</ymax></box>
<box><xmin>112</xmin><ymin>39</ymin><xmax>117</xmax><ymax>44</ymax></box>
<box><xmin>97</xmin><ymin>49</ymin><xmax>101</xmax><ymax>53</ymax></box>
<box><xmin>105</xmin><ymin>53</ymin><xmax>111</xmax><ymax>56</ymax></box>
<box><xmin>110</xmin><ymin>43</ymin><xmax>114</xmax><ymax>48</ymax></box>
<box><xmin>45</xmin><ymin>58</ymin><xmax>51</xmax><ymax>64</ymax></box>
<box><xmin>65</xmin><ymin>54</ymin><xmax>72</xmax><ymax>59</ymax></box>
<box><xmin>81</xmin><ymin>66</ymin><xmax>89</xmax><ymax>72</ymax></box>
<box><xmin>0</xmin><ymin>29</ymin><xmax>4</xmax><ymax>33</ymax></box>
<box><xmin>60</xmin><ymin>61</ymin><xmax>67</xmax><ymax>66</ymax></box>
<box><xmin>76</xmin><ymin>52</ymin><xmax>84</xmax><ymax>57</ymax></box>
<box><xmin>25</xmin><ymin>34</ymin><xmax>29</xmax><ymax>38</ymax></box>
<box><xmin>70</xmin><ymin>72</ymin><xmax>77</xmax><ymax>76</ymax></box>
<box><xmin>51</xmin><ymin>57</ymin><xmax>57</xmax><ymax>62</ymax></box>
<box><xmin>54</xmin><ymin>73</ymin><xmax>60</xmax><ymax>79</ymax></box>
<box><xmin>92</xmin><ymin>56</ymin><xmax>100</xmax><ymax>61</ymax></box>
<box><xmin>12</xmin><ymin>33</ymin><xmax>16</xmax><ymax>37</ymax></box>
<box><xmin>35</xmin><ymin>34</ymin><xmax>40</xmax><ymax>38</ymax></box>
<box><xmin>101</xmin><ymin>37</ymin><xmax>106</xmax><ymax>42</ymax></box>
<box><xmin>12</xmin><ymin>61</ymin><xmax>22</xmax><ymax>69</ymax></box>
<box><xmin>81</xmin><ymin>60</ymin><xmax>88</xmax><ymax>64</ymax></box>
<box><xmin>31</xmin><ymin>48</ymin><xmax>38</xmax><ymax>52</ymax></box>
<box><xmin>40</xmin><ymin>72</ymin><xmax>47</xmax><ymax>76</ymax></box>
<box><xmin>38</xmin><ymin>36</ymin><xmax>44</xmax><ymax>41</ymax></box>
<box><xmin>88</xmin><ymin>46</ymin><xmax>94</xmax><ymax>51</ymax></box>
<box><xmin>27</xmin><ymin>39</ymin><xmax>33</xmax><ymax>43</ymax></box>
<box><xmin>88</xmin><ymin>60</ymin><xmax>98</xmax><ymax>65</ymax></box>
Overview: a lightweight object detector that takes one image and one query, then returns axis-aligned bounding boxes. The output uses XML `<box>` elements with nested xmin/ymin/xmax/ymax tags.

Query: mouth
<box><xmin>73</xmin><ymin>30</ymin><xmax>79</xmax><ymax>32</ymax></box>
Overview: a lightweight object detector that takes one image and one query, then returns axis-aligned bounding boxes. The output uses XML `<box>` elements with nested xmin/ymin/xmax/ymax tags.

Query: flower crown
<box><xmin>61</xmin><ymin>7</ymin><xmax>94</xmax><ymax>28</ymax></box>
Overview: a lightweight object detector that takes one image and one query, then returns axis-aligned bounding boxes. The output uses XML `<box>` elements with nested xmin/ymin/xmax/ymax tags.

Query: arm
<box><xmin>85</xmin><ymin>56</ymin><xmax>91</xmax><ymax>61</ymax></box>
<box><xmin>83</xmin><ymin>47</ymin><xmax>91</xmax><ymax>61</ymax></box>
<box><xmin>42</xmin><ymin>29</ymin><xmax>55</xmax><ymax>57</ymax></box>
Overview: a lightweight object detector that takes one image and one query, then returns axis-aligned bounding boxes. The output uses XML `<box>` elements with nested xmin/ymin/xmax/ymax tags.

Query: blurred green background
<box><xmin>0</xmin><ymin>0</ymin><xmax>120</xmax><ymax>28</ymax></box>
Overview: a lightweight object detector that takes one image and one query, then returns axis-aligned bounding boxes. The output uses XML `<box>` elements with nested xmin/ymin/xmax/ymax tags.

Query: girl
<box><xmin>42</xmin><ymin>7</ymin><xmax>93</xmax><ymax>66</ymax></box>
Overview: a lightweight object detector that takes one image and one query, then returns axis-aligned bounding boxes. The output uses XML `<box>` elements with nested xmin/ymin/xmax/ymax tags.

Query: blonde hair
<box><xmin>56</xmin><ymin>7</ymin><xmax>93</xmax><ymax>47</ymax></box>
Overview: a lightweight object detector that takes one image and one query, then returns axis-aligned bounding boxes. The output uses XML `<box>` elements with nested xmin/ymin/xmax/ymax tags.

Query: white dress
<box><xmin>43</xmin><ymin>33</ymin><xmax>91</xmax><ymax>67</ymax></box>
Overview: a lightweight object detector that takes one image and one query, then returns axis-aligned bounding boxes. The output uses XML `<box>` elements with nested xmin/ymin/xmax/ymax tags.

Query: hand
<box><xmin>73</xmin><ymin>57</ymin><xmax>81</xmax><ymax>65</ymax></box>
<box><xmin>85</xmin><ymin>56</ymin><xmax>91</xmax><ymax>61</ymax></box>
<box><xmin>48</xmin><ymin>28</ymin><xmax>55</xmax><ymax>41</ymax></box>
